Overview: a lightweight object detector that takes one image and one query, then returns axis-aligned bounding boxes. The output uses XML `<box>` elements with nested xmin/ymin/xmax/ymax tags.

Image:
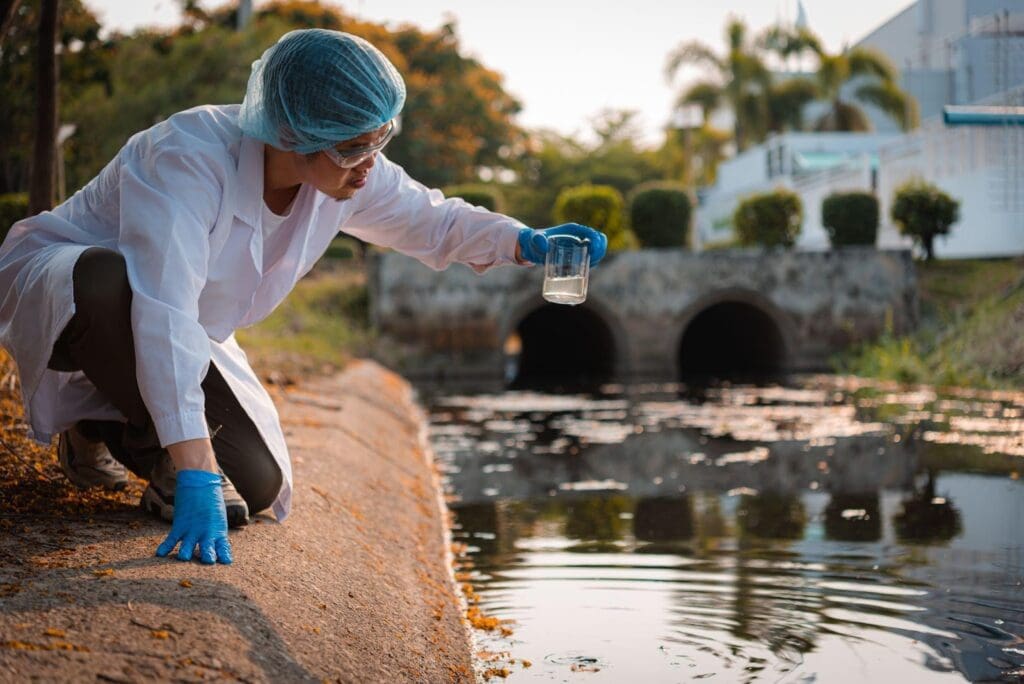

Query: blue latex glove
<box><xmin>155</xmin><ymin>470</ymin><xmax>233</xmax><ymax>565</ymax></box>
<box><xmin>517</xmin><ymin>223</ymin><xmax>608</xmax><ymax>267</ymax></box>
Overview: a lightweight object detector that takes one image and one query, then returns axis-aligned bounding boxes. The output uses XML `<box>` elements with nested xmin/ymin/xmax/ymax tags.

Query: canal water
<box><xmin>425</xmin><ymin>376</ymin><xmax>1024</xmax><ymax>682</ymax></box>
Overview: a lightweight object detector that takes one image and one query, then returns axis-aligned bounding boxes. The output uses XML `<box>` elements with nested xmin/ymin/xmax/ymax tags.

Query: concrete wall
<box><xmin>370</xmin><ymin>249</ymin><xmax>918</xmax><ymax>386</ymax></box>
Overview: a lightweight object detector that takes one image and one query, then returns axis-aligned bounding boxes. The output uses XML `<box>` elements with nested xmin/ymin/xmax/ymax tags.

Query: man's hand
<box><xmin>155</xmin><ymin>469</ymin><xmax>233</xmax><ymax>564</ymax></box>
<box><xmin>517</xmin><ymin>224</ymin><xmax>608</xmax><ymax>267</ymax></box>
<box><xmin>157</xmin><ymin>438</ymin><xmax>231</xmax><ymax>564</ymax></box>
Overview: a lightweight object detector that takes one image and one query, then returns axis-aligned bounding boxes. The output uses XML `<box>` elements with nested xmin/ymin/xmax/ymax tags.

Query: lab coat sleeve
<box><xmin>341</xmin><ymin>155</ymin><xmax>525</xmax><ymax>273</ymax></box>
<box><xmin>116</xmin><ymin>138</ymin><xmax>224</xmax><ymax>447</ymax></box>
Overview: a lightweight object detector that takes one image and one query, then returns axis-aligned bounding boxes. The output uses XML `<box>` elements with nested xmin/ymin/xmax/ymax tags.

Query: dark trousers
<box><xmin>47</xmin><ymin>247</ymin><xmax>282</xmax><ymax>513</ymax></box>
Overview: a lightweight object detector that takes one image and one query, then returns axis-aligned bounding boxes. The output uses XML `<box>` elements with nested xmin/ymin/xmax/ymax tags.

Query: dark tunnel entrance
<box><xmin>678</xmin><ymin>301</ymin><xmax>787</xmax><ymax>382</ymax></box>
<box><xmin>507</xmin><ymin>304</ymin><xmax>616</xmax><ymax>391</ymax></box>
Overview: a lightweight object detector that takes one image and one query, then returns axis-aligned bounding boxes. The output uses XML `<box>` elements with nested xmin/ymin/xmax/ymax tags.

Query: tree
<box><xmin>507</xmin><ymin>112</ymin><xmax>663</xmax><ymax>228</ymax></box>
<box><xmin>665</xmin><ymin>17</ymin><xmax>773</xmax><ymax>153</ymax></box>
<box><xmin>890</xmin><ymin>180</ymin><xmax>959</xmax><ymax>260</ymax></box>
<box><xmin>28</xmin><ymin>0</ymin><xmax>58</xmax><ymax>214</ymax></box>
<box><xmin>553</xmin><ymin>184</ymin><xmax>636</xmax><ymax>251</ymax></box>
<box><xmin>44</xmin><ymin>4</ymin><xmax>525</xmax><ymax>197</ymax></box>
<box><xmin>733</xmin><ymin>189</ymin><xmax>802</xmax><ymax>248</ymax></box>
<box><xmin>628</xmin><ymin>182</ymin><xmax>691</xmax><ymax>248</ymax></box>
<box><xmin>821</xmin><ymin>191</ymin><xmax>879</xmax><ymax>247</ymax></box>
<box><xmin>0</xmin><ymin>0</ymin><xmax>107</xmax><ymax>194</ymax></box>
<box><xmin>0</xmin><ymin>0</ymin><xmax>22</xmax><ymax>49</ymax></box>
<box><xmin>762</xmin><ymin>26</ymin><xmax>918</xmax><ymax>132</ymax></box>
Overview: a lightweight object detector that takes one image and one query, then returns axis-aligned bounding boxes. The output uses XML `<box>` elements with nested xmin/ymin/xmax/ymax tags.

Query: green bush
<box><xmin>733</xmin><ymin>189</ymin><xmax>802</xmax><ymax>248</ymax></box>
<box><xmin>553</xmin><ymin>184</ymin><xmax>635</xmax><ymax>251</ymax></box>
<box><xmin>628</xmin><ymin>182</ymin><xmax>692</xmax><ymax>248</ymax></box>
<box><xmin>442</xmin><ymin>184</ymin><xmax>506</xmax><ymax>213</ymax></box>
<box><xmin>0</xmin><ymin>193</ymin><xmax>29</xmax><ymax>244</ymax></box>
<box><xmin>821</xmin><ymin>191</ymin><xmax>879</xmax><ymax>247</ymax></box>
<box><xmin>891</xmin><ymin>180</ymin><xmax>959</xmax><ymax>261</ymax></box>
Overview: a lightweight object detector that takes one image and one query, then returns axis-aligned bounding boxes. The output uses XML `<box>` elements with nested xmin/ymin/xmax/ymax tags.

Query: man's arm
<box><xmin>343</xmin><ymin>154</ymin><xmax>524</xmax><ymax>273</ymax></box>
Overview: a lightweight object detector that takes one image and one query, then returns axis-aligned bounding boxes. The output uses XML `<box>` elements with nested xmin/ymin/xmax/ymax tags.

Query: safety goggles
<box><xmin>321</xmin><ymin>121</ymin><xmax>396</xmax><ymax>169</ymax></box>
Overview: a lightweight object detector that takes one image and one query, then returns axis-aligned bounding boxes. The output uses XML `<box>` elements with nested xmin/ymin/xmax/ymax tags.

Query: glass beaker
<box><xmin>542</xmin><ymin>235</ymin><xmax>590</xmax><ymax>305</ymax></box>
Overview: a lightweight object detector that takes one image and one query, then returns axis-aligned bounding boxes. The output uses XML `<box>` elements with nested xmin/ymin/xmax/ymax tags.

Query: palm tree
<box><xmin>762</xmin><ymin>27</ymin><xmax>918</xmax><ymax>132</ymax></box>
<box><xmin>666</xmin><ymin>18</ymin><xmax>819</xmax><ymax>156</ymax></box>
<box><xmin>665</xmin><ymin>18</ymin><xmax>773</xmax><ymax>153</ymax></box>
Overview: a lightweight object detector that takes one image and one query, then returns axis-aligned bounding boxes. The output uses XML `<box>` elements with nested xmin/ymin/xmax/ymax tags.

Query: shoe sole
<box><xmin>141</xmin><ymin>486</ymin><xmax>249</xmax><ymax>529</ymax></box>
<box><xmin>141</xmin><ymin>485</ymin><xmax>174</xmax><ymax>523</ymax></box>
<box><xmin>57</xmin><ymin>435</ymin><xmax>129</xmax><ymax>492</ymax></box>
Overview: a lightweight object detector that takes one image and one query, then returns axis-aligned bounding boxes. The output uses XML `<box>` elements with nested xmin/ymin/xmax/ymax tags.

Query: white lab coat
<box><xmin>0</xmin><ymin>104</ymin><xmax>524</xmax><ymax>521</ymax></box>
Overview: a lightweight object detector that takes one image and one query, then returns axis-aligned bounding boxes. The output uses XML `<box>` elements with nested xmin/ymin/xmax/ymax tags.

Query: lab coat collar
<box><xmin>234</xmin><ymin>135</ymin><xmax>264</xmax><ymax>228</ymax></box>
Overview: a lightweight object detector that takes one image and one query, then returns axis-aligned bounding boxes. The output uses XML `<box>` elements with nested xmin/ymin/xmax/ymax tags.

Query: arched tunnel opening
<box><xmin>678</xmin><ymin>301</ymin><xmax>787</xmax><ymax>382</ymax></box>
<box><xmin>506</xmin><ymin>304</ymin><xmax>616</xmax><ymax>391</ymax></box>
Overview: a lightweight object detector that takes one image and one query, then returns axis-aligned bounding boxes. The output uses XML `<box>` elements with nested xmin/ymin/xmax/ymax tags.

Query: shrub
<box><xmin>628</xmin><ymin>182</ymin><xmax>692</xmax><ymax>248</ymax></box>
<box><xmin>733</xmin><ymin>189</ymin><xmax>802</xmax><ymax>248</ymax></box>
<box><xmin>553</xmin><ymin>184</ymin><xmax>635</xmax><ymax>250</ymax></box>
<box><xmin>890</xmin><ymin>180</ymin><xmax>959</xmax><ymax>260</ymax></box>
<box><xmin>442</xmin><ymin>184</ymin><xmax>505</xmax><ymax>213</ymax></box>
<box><xmin>0</xmin><ymin>193</ymin><xmax>29</xmax><ymax>244</ymax></box>
<box><xmin>821</xmin><ymin>191</ymin><xmax>879</xmax><ymax>247</ymax></box>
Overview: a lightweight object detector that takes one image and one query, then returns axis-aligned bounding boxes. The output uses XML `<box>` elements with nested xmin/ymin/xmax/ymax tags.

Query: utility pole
<box><xmin>236</xmin><ymin>0</ymin><xmax>251</xmax><ymax>30</ymax></box>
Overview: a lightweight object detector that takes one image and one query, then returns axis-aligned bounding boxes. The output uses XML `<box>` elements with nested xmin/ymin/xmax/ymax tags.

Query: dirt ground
<box><xmin>0</xmin><ymin>356</ymin><xmax>475</xmax><ymax>683</ymax></box>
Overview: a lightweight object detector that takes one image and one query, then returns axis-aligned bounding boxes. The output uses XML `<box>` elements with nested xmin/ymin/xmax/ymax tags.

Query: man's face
<box><xmin>300</xmin><ymin>123</ymin><xmax>392</xmax><ymax>201</ymax></box>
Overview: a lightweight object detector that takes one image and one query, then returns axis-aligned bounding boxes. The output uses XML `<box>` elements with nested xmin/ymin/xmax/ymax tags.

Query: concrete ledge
<box><xmin>0</xmin><ymin>360</ymin><xmax>473</xmax><ymax>683</ymax></box>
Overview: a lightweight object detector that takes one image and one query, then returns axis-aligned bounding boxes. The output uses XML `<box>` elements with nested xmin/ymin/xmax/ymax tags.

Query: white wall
<box><xmin>697</xmin><ymin>123</ymin><xmax>1023</xmax><ymax>258</ymax></box>
<box><xmin>878</xmin><ymin>121</ymin><xmax>1024</xmax><ymax>258</ymax></box>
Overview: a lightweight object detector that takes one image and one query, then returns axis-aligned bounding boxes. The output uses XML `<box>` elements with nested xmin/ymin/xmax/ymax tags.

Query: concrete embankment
<box><xmin>0</xmin><ymin>360</ymin><xmax>474</xmax><ymax>683</ymax></box>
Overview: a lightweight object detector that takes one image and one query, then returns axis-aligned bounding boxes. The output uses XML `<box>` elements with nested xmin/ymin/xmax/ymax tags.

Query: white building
<box><xmin>695</xmin><ymin>0</ymin><xmax>1024</xmax><ymax>258</ymax></box>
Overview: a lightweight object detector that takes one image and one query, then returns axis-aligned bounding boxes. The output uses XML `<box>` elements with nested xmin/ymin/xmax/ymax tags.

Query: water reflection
<box><xmin>429</xmin><ymin>378</ymin><xmax>1024</xmax><ymax>682</ymax></box>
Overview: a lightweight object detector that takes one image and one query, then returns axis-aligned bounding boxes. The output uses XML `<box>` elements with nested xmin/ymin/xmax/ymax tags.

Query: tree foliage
<box><xmin>760</xmin><ymin>26</ymin><xmax>918</xmax><ymax>132</ymax></box>
<box><xmin>441</xmin><ymin>183</ymin><xmax>505</xmax><ymax>212</ymax></box>
<box><xmin>507</xmin><ymin>109</ymin><xmax>665</xmax><ymax>228</ymax></box>
<box><xmin>3</xmin><ymin>2</ymin><xmax>525</xmax><ymax>196</ymax></box>
<box><xmin>891</xmin><ymin>180</ymin><xmax>959</xmax><ymax>260</ymax></box>
<box><xmin>821</xmin><ymin>191</ymin><xmax>879</xmax><ymax>247</ymax></box>
<box><xmin>553</xmin><ymin>184</ymin><xmax>635</xmax><ymax>251</ymax></box>
<box><xmin>0</xmin><ymin>0</ymin><xmax>109</xmax><ymax>194</ymax></box>
<box><xmin>628</xmin><ymin>182</ymin><xmax>691</xmax><ymax>248</ymax></box>
<box><xmin>733</xmin><ymin>188</ymin><xmax>802</xmax><ymax>248</ymax></box>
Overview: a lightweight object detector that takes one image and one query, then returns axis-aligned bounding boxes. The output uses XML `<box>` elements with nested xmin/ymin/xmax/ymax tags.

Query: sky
<box><xmin>80</xmin><ymin>0</ymin><xmax>916</xmax><ymax>145</ymax></box>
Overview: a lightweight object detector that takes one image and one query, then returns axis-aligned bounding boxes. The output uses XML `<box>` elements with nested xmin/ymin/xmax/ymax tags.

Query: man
<box><xmin>0</xmin><ymin>29</ymin><xmax>607</xmax><ymax>565</ymax></box>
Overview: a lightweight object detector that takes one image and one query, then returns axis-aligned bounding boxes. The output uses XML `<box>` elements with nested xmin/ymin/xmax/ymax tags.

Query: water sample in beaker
<box><xmin>542</xmin><ymin>235</ymin><xmax>590</xmax><ymax>305</ymax></box>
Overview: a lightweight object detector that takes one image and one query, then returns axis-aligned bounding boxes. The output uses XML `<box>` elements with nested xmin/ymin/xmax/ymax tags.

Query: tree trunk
<box><xmin>922</xmin><ymin>232</ymin><xmax>935</xmax><ymax>261</ymax></box>
<box><xmin>28</xmin><ymin>0</ymin><xmax>59</xmax><ymax>216</ymax></box>
<box><xmin>0</xmin><ymin>0</ymin><xmax>23</xmax><ymax>50</ymax></box>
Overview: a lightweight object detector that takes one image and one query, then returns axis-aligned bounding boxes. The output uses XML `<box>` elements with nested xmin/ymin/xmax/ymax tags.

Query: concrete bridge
<box><xmin>368</xmin><ymin>248</ymin><xmax>917</xmax><ymax>388</ymax></box>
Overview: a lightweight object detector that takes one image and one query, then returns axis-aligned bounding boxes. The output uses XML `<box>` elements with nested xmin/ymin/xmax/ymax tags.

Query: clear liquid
<box><xmin>542</xmin><ymin>275</ymin><xmax>587</xmax><ymax>305</ymax></box>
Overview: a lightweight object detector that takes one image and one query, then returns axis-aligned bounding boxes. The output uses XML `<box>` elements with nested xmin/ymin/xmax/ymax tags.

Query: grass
<box><xmin>235</xmin><ymin>257</ymin><xmax>373</xmax><ymax>383</ymax></box>
<box><xmin>836</xmin><ymin>257</ymin><xmax>1024</xmax><ymax>388</ymax></box>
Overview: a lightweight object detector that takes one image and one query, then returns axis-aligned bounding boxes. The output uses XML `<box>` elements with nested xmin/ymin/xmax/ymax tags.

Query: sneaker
<box><xmin>57</xmin><ymin>422</ymin><xmax>129</xmax><ymax>491</ymax></box>
<box><xmin>141</xmin><ymin>453</ymin><xmax>249</xmax><ymax>528</ymax></box>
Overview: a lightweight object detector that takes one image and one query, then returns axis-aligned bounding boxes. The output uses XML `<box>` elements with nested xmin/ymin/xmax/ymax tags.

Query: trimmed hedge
<box><xmin>628</xmin><ymin>182</ymin><xmax>692</xmax><ymax>248</ymax></box>
<box><xmin>442</xmin><ymin>183</ymin><xmax>506</xmax><ymax>213</ymax></box>
<box><xmin>891</xmin><ymin>180</ymin><xmax>959</xmax><ymax>261</ymax></box>
<box><xmin>733</xmin><ymin>189</ymin><xmax>802</xmax><ymax>248</ymax></box>
<box><xmin>822</xmin><ymin>191</ymin><xmax>879</xmax><ymax>247</ymax></box>
<box><xmin>553</xmin><ymin>183</ymin><xmax>636</xmax><ymax>250</ymax></box>
<box><xmin>0</xmin><ymin>193</ymin><xmax>29</xmax><ymax>245</ymax></box>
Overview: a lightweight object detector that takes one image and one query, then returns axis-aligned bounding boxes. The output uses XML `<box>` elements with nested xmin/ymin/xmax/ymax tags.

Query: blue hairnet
<box><xmin>239</xmin><ymin>29</ymin><xmax>406</xmax><ymax>153</ymax></box>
